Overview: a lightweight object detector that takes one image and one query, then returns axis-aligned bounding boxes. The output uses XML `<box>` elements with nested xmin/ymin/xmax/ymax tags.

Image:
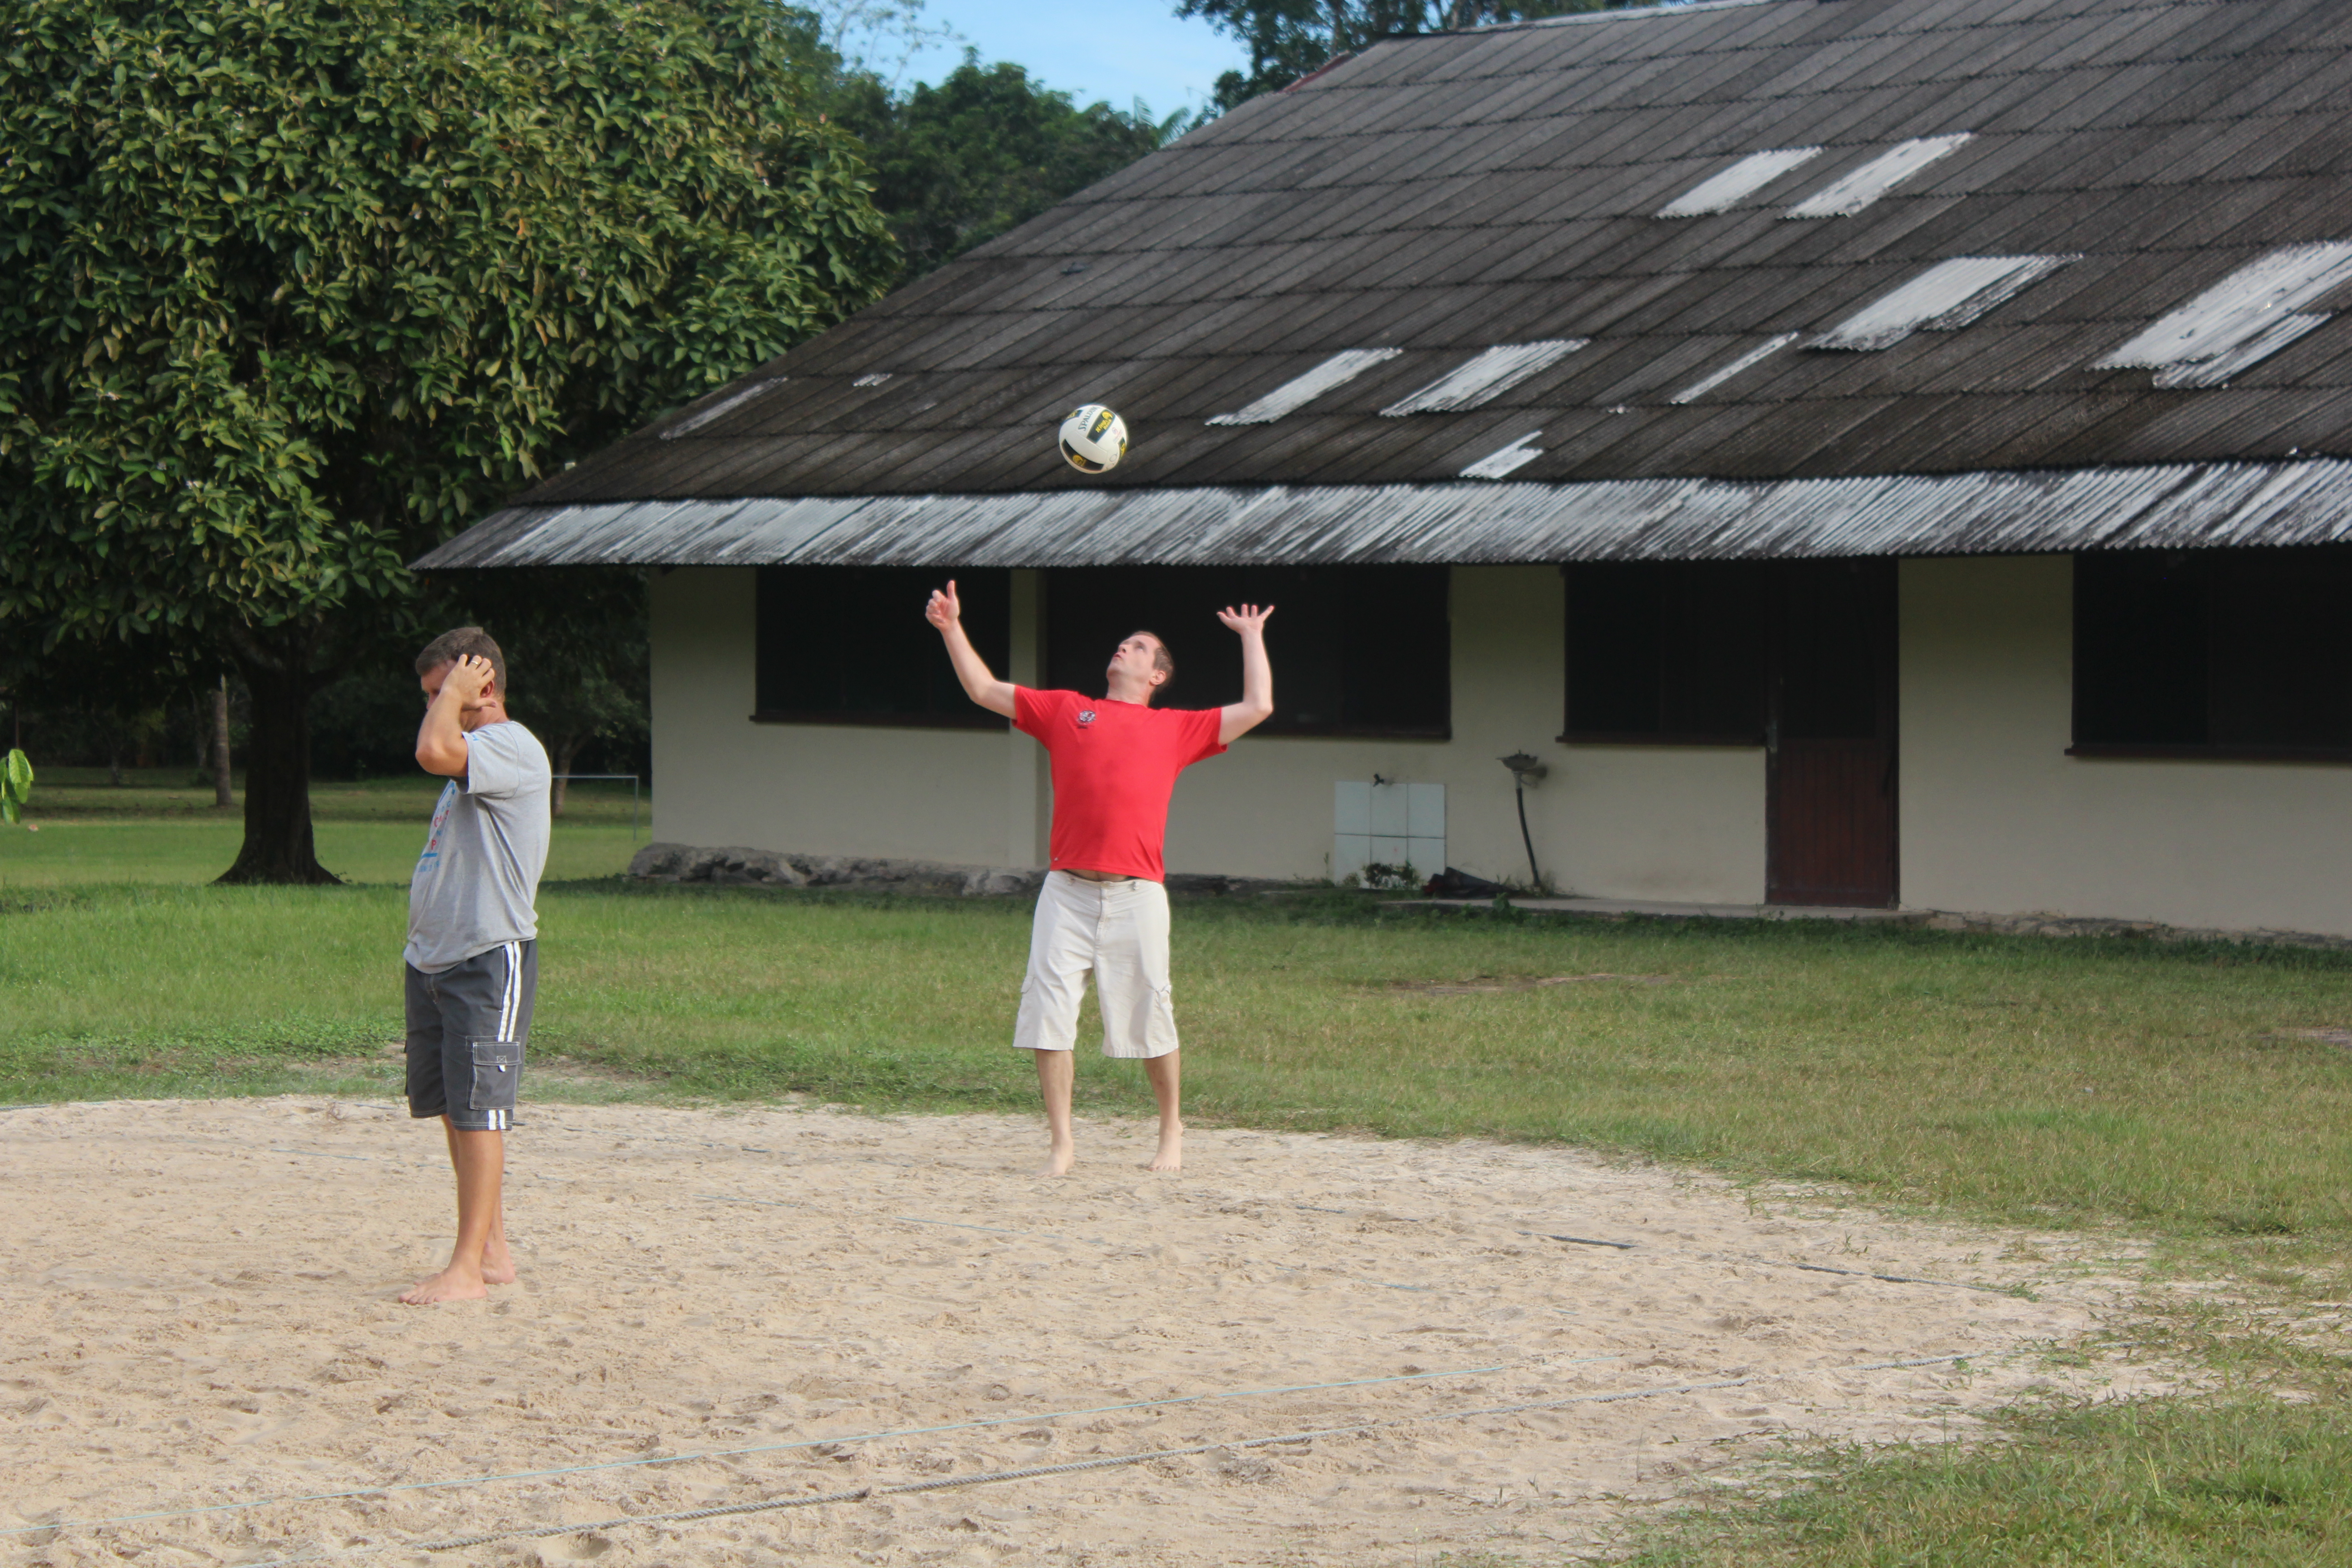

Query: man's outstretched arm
<box><xmin>926</xmin><ymin>579</ymin><xmax>1018</xmax><ymax>718</ymax></box>
<box><xmin>1216</xmin><ymin>603</ymin><xmax>1276</xmax><ymax>744</ymax></box>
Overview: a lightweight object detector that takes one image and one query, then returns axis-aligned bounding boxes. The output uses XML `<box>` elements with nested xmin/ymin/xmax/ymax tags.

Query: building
<box><xmin>420</xmin><ymin>0</ymin><xmax>2352</xmax><ymax>936</ymax></box>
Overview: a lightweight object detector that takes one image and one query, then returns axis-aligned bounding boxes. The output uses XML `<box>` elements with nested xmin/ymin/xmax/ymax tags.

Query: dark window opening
<box><xmin>2073</xmin><ymin>547</ymin><xmax>2352</xmax><ymax>759</ymax></box>
<box><xmin>1044</xmin><ymin>566</ymin><xmax>1449</xmax><ymax>737</ymax></box>
<box><xmin>1563</xmin><ymin>562</ymin><xmax>1769</xmax><ymax>743</ymax></box>
<box><xmin>754</xmin><ymin>566</ymin><xmax>1009</xmax><ymax>728</ymax></box>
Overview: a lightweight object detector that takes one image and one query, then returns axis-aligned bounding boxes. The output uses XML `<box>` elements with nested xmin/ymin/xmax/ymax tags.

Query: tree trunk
<box><xmin>216</xmin><ymin>646</ymin><xmax>338</xmax><ymax>885</ymax></box>
<box><xmin>109</xmin><ymin>745</ymin><xmax>124</xmax><ymax>787</ymax></box>
<box><xmin>551</xmin><ymin>734</ymin><xmax>583</xmax><ymax>817</ymax></box>
<box><xmin>212</xmin><ymin>676</ymin><xmax>234</xmax><ymax>808</ymax></box>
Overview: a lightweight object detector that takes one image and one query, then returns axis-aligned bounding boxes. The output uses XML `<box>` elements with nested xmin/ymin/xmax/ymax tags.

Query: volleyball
<box><xmin>1058</xmin><ymin>404</ymin><xmax>1128</xmax><ymax>473</ymax></box>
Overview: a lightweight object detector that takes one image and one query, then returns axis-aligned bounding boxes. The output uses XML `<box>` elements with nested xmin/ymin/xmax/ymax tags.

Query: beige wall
<box><xmin>649</xmin><ymin>567</ymin><xmax>1039</xmax><ymax>867</ymax></box>
<box><xmin>1900</xmin><ymin>555</ymin><xmax>2352</xmax><ymax>936</ymax></box>
<box><xmin>1164</xmin><ymin>565</ymin><xmax>1765</xmax><ymax>898</ymax></box>
<box><xmin>651</xmin><ymin>565</ymin><xmax>1768</xmax><ymax>899</ymax></box>
<box><xmin>653</xmin><ymin>557</ymin><xmax>2350</xmax><ymax>931</ymax></box>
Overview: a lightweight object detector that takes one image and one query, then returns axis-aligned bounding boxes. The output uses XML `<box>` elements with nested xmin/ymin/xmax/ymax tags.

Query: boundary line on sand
<box><xmin>0</xmin><ymin>1358</ymin><xmax>1617</xmax><ymax>1542</ymax></box>
<box><xmin>233</xmin><ymin>1351</ymin><xmax>1991</xmax><ymax>1567</ymax></box>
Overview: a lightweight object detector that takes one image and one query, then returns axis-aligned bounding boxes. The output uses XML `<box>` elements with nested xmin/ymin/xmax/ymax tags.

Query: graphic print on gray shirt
<box><xmin>405</xmin><ymin>720</ymin><xmax>553</xmax><ymax>973</ymax></box>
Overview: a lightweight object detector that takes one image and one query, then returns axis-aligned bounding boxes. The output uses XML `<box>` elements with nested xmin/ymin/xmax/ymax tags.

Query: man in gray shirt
<box><xmin>400</xmin><ymin>627</ymin><xmax>551</xmax><ymax>1305</ymax></box>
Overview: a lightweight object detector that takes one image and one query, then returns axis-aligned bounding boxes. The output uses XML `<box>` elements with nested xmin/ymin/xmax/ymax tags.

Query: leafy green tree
<box><xmin>1180</xmin><ymin>0</ymin><xmax>1631</xmax><ymax>113</ymax></box>
<box><xmin>827</xmin><ymin>54</ymin><xmax>1187</xmax><ymax>277</ymax></box>
<box><xmin>451</xmin><ymin>568</ymin><xmax>652</xmax><ymax>817</ymax></box>
<box><xmin>0</xmin><ymin>0</ymin><xmax>896</xmax><ymax>882</ymax></box>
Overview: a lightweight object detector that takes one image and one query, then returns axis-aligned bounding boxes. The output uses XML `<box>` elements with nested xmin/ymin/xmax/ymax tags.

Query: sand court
<box><xmin>3</xmin><ymin>1097</ymin><xmax>2168</xmax><ymax>1565</ymax></box>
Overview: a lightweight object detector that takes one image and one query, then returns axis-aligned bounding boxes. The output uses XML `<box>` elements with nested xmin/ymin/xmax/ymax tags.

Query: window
<box><xmin>1562</xmin><ymin>563</ymin><xmax>1767</xmax><ymax>743</ymax></box>
<box><xmin>1044</xmin><ymin>566</ymin><xmax>1449</xmax><ymax>737</ymax></box>
<box><xmin>2073</xmin><ymin>548</ymin><xmax>2352</xmax><ymax>758</ymax></box>
<box><xmin>754</xmin><ymin>566</ymin><xmax>1008</xmax><ymax>728</ymax></box>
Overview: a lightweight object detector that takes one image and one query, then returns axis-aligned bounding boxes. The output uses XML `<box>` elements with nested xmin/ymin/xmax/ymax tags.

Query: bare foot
<box><xmin>481</xmin><ymin>1240</ymin><xmax>517</xmax><ymax>1287</ymax></box>
<box><xmin>399</xmin><ymin>1266</ymin><xmax>488</xmax><ymax>1305</ymax></box>
<box><xmin>1147</xmin><ymin>1121</ymin><xmax>1184</xmax><ymax>1172</ymax></box>
<box><xmin>1039</xmin><ymin>1140</ymin><xmax>1076</xmax><ymax>1177</ymax></box>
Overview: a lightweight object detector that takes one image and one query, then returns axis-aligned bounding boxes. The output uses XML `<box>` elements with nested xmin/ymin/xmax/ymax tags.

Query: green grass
<box><xmin>1623</xmin><ymin>1326</ymin><xmax>2352</xmax><ymax>1568</ymax></box>
<box><xmin>3</xmin><ymin>874</ymin><xmax>2347</xmax><ymax>1244</ymax></box>
<box><xmin>4</xmin><ymin>813</ymin><xmax>2350</xmax><ymax>1565</ymax></box>
<box><xmin>0</xmin><ymin>766</ymin><xmax>643</xmax><ymax>886</ymax></box>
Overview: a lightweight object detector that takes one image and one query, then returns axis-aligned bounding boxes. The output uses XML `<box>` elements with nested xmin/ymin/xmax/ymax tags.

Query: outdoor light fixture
<box><xmin>1498</xmin><ymin>753</ymin><xmax>1547</xmax><ymax>892</ymax></box>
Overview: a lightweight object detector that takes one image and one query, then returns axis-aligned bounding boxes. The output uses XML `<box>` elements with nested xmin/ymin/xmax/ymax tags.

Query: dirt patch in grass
<box><xmin>1382</xmin><ymin>972</ymin><xmax>1676</xmax><ymax>995</ymax></box>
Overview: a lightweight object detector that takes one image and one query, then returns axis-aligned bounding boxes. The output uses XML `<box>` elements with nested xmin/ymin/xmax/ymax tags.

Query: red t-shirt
<box><xmin>1014</xmin><ymin>688</ymin><xmax>1228</xmax><ymax>882</ymax></box>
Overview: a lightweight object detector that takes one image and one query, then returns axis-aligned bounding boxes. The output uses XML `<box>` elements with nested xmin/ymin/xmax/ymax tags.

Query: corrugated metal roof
<box><xmin>1784</xmin><ymin>134</ymin><xmax>1975</xmax><ymax>219</ymax></box>
<box><xmin>415</xmin><ymin>459</ymin><xmax>2352</xmax><ymax>570</ymax></box>
<box><xmin>422</xmin><ymin>0</ymin><xmax>2352</xmax><ymax>573</ymax></box>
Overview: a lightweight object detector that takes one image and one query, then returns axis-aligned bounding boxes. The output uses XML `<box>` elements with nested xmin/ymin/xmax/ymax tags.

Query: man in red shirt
<box><xmin>926</xmin><ymin>581</ymin><xmax>1275</xmax><ymax>1174</ymax></box>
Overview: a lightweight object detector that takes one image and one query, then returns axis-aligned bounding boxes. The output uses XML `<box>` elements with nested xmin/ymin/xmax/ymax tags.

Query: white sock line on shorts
<box><xmin>0</xmin><ymin>1356</ymin><xmax>1616</xmax><ymax>1544</ymax></box>
<box><xmin>498</xmin><ymin>941</ymin><xmax>520</xmax><ymax>1043</ymax></box>
<box><xmin>218</xmin><ymin>1348</ymin><xmax>2030</xmax><ymax>1568</ymax></box>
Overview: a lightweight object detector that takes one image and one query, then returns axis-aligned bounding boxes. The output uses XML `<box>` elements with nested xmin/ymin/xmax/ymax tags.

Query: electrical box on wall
<box><xmin>1334</xmin><ymin>780</ymin><xmax>1445</xmax><ymax>884</ymax></box>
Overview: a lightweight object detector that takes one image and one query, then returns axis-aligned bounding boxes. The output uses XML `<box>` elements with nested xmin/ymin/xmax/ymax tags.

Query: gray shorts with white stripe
<box><xmin>404</xmin><ymin>940</ymin><xmax>535</xmax><ymax>1131</ymax></box>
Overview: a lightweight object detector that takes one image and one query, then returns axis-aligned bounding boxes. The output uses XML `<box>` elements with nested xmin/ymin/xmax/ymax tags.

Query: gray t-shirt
<box><xmin>405</xmin><ymin>720</ymin><xmax>553</xmax><ymax>973</ymax></box>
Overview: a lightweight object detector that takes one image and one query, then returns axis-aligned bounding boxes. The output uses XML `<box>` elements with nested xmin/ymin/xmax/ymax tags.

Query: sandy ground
<box><xmin>2</xmin><ymin>1097</ymin><xmax>2170</xmax><ymax>1567</ymax></box>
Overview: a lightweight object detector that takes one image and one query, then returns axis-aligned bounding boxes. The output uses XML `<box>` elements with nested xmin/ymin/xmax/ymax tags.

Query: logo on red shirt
<box><xmin>1077</xmin><ymin>709</ymin><xmax>1096</xmax><ymax>725</ymax></box>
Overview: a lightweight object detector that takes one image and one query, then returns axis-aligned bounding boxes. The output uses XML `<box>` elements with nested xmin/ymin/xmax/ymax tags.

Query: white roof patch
<box><xmin>1381</xmin><ymin>340</ymin><xmax>1588</xmax><ymax>416</ymax></box>
<box><xmin>2096</xmin><ymin>242</ymin><xmax>2352</xmax><ymax>388</ymax></box>
<box><xmin>1785</xmin><ymin>134</ymin><xmax>1973</xmax><ymax>219</ymax></box>
<box><xmin>1657</xmin><ymin>147</ymin><xmax>1823</xmax><ymax>217</ymax></box>
<box><xmin>661</xmin><ymin>378</ymin><xmax>786</xmax><ymax>439</ymax></box>
<box><xmin>1460</xmin><ymin>432</ymin><xmax>1544</xmax><ymax>480</ymax></box>
<box><xmin>1206</xmin><ymin>348</ymin><xmax>1403</xmax><ymax>426</ymax></box>
<box><xmin>1668</xmin><ymin>333</ymin><xmax>1800</xmax><ymax>405</ymax></box>
<box><xmin>1812</xmin><ymin>255</ymin><xmax>2077</xmax><ymax>351</ymax></box>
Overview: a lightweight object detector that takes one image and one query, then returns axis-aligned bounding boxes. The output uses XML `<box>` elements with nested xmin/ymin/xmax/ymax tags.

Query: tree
<box><xmin>827</xmin><ymin>55</ymin><xmax>1188</xmax><ymax>278</ymax></box>
<box><xmin>0</xmin><ymin>0</ymin><xmax>897</xmax><ymax>882</ymax></box>
<box><xmin>450</xmin><ymin>568</ymin><xmax>651</xmax><ymax>818</ymax></box>
<box><xmin>1178</xmin><ymin>0</ymin><xmax>1629</xmax><ymax>113</ymax></box>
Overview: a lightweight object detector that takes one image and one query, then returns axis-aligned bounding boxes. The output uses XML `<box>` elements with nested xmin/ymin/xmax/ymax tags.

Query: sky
<box><xmin>888</xmin><ymin>0</ymin><xmax>1249</xmax><ymax>122</ymax></box>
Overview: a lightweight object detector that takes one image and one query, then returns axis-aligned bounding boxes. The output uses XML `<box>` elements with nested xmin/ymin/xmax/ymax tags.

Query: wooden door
<box><xmin>1766</xmin><ymin>560</ymin><xmax>1897</xmax><ymax>906</ymax></box>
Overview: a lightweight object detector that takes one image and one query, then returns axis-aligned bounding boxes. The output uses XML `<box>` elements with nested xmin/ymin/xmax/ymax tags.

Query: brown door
<box><xmin>1766</xmin><ymin>560</ymin><xmax>1897</xmax><ymax>906</ymax></box>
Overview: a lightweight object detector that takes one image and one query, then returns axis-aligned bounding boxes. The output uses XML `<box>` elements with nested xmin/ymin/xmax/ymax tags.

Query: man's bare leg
<box><xmin>436</xmin><ymin>1119</ymin><xmax>517</xmax><ymax>1284</ymax></box>
<box><xmin>401</xmin><ymin>1122</ymin><xmax>505</xmax><ymax>1303</ymax></box>
<box><xmin>1034</xmin><ymin>1050</ymin><xmax>1078</xmax><ymax>1176</ymax></box>
<box><xmin>1145</xmin><ymin>1050</ymin><xmax>1182</xmax><ymax>1172</ymax></box>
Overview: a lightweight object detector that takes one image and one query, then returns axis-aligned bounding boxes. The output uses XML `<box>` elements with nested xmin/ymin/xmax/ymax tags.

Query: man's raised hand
<box><xmin>924</xmin><ymin>580</ymin><xmax>962</xmax><ymax>630</ymax></box>
<box><xmin>1216</xmin><ymin>603</ymin><xmax>1276</xmax><ymax>636</ymax></box>
<box><xmin>445</xmin><ymin>655</ymin><xmax>497</xmax><ymax>707</ymax></box>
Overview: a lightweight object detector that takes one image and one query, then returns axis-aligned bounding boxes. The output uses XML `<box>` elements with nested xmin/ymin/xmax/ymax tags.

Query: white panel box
<box><xmin>1333</xmin><ymin>833</ymin><xmax>1372</xmax><ymax>883</ymax></box>
<box><xmin>1335</xmin><ymin>780</ymin><xmax>1445</xmax><ymax>883</ymax></box>
<box><xmin>1333</xmin><ymin>779</ymin><xmax>1372</xmax><ymax>836</ymax></box>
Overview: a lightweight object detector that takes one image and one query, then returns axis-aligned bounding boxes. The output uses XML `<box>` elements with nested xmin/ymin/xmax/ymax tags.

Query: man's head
<box><xmin>416</xmin><ymin>627</ymin><xmax>508</xmax><ymax>724</ymax></box>
<box><xmin>1104</xmin><ymin>630</ymin><xmax>1174</xmax><ymax>706</ymax></box>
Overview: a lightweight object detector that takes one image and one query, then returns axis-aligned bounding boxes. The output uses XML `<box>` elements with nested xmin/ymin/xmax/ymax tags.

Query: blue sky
<box><xmin>894</xmin><ymin>1</ymin><xmax>1249</xmax><ymax>122</ymax></box>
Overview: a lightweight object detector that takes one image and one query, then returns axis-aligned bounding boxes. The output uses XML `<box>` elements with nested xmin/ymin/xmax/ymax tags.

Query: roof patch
<box><xmin>1657</xmin><ymin>147</ymin><xmax>1822</xmax><ymax>217</ymax></box>
<box><xmin>2095</xmin><ymin>241</ymin><xmax>2352</xmax><ymax>388</ymax></box>
<box><xmin>1460</xmin><ymin>432</ymin><xmax>1544</xmax><ymax>480</ymax></box>
<box><xmin>853</xmin><ymin>372</ymin><xmax>892</xmax><ymax>387</ymax></box>
<box><xmin>1668</xmin><ymin>333</ymin><xmax>1800</xmax><ymax>405</ymax></box>
<box><xmin>1812</xmin><ymin>255</ymin><xmax>2077</xmax><ymax>352</ymax></box>
<box><xmin>1785</xmin><ymin>134</ymin><xmax>1973</xmax><ymax>219</ymax></box>
<box><xmin>1381</xmin><ymin>340</ymin><xmax>1588</xmax><ymax>416</ymax></box>
<box><xmin>659</xmin><ymin>378</ymin><xmax>786</xmax><ymax>440</ymax></box>
<box><xmin>1206</xmin><ymin>348</ymin><xmax>1403</xmax><ymax>426</ymax></box>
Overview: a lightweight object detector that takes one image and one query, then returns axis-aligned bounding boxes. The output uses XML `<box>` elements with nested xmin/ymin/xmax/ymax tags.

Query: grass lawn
<box><xmin>1</xmin><ymin>766</ymin><xmax>643</xmax><ymax>885</ymax></box>
<box><xmin>4</xmin><ymin>799</ymin><xmax>2348</xmax><ymax>1563</ymax></box>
